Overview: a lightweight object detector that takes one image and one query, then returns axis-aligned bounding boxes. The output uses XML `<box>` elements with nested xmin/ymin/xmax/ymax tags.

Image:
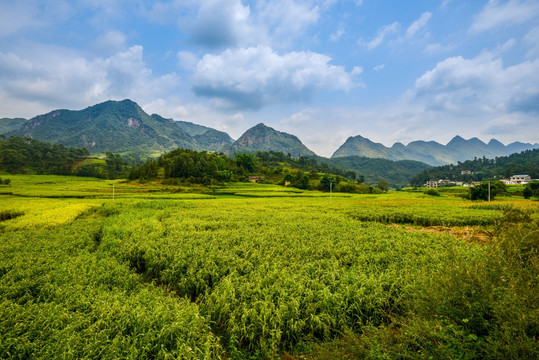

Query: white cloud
<box><xmin>524</xmin><ymin>26</ymin><xmax>539</xmax><ymax>58</ymax></box>
<box><xmin>359</xmin><ymin>22</ymin><xmax>400</xmax><ymax>50</ymax></box>
<box><xmin>280</xmin><ymin>108</ymin><xmax>317</xmax><ymax>125</ymax></box>
<box><xmin>470</xmin><ymin>0</ymin><xmax>539</xmax><ymax>34</ymax></box>
<box><xmin>406</xmin><ymin>12</ymin><xmax>431</xmax><ymax>38</ymax></box>
<box><xmin>147</xmin><ymin>0</ymin><xmax>323</xmax><ymax>49</ymax></box>
<box><xmin>351</xmin><ymin>66</ymin><xmax>364</xmax><ymax>76</ymax></box>
<box><xmin>177</xmin><ymin>50</ymin><xmax>198</xmax><ymax>70</ymax></box>
<box><xmin>0</xmin><ymin>45</ymin><xmax>179</xmax><ymax>118</ymax></box>
<box><xmin>423</xmin><ymin>43</ymin><xmax>455</xmax><ymax>55</ymax></box>
<box><xmin>411</xmin><ymin>51</ymin><xmax>539</xmax><ymax>115</ymax></box>
<box><xmin>93</xmin><ymin>30</ymin><xmax>127</xmax><ymax>54</ymax></box>
<box><xmin>190</xmin><ymin>0</ymin><xmax>259</xmax><ymax>48</ymax></box>
<box><xmin>373</xmin><ymin>64</ymin><xmax>385</xmax><ymax>71</ymax></box>
<box><xmin>0</xmin><ymin>0</ymin><xmax>73</xmax><ymax>37</ymax></box>
<box><xmin>192</xmin><ymin>45</ymin><xmax>356</xmax><ymax>109</ymax></box>
<box><xmin>143</xmin><ymin>96</ymin><xmax>246</xmax><ymax>139</ymax></box>
<box><xmin>256</xmin><ymin>0</ymin><xmax>320</xmax><ymax>42</ymax></box>
<box><xmin>330</xmin><ymin>28</ymin><xmax>345</xmax><ymax>42</ymax></box>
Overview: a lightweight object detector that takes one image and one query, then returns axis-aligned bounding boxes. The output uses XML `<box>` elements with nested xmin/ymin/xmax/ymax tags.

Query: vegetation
<box><xmin>128</xmin><ymin>148</ymin><xmax>375</xmax><ymax>193</ymax></box>
<box><xmin>411</xmin><ymin>148</ymin><xmax>539</xmax><ymax>186</ymax></box>
<box><xmin>524</xmin><ymin>181</ymin><xmax>539</xmax><ymax>199</ymax></box>
<box><xmin>469</xmin><ymin>181</ymin><xmax>508</xmax><ymax>201</ymax></box>
<box><xmin>326</xmin><ymin>156</ymin><xmax>431</xmax><ymax>188</ymax></box>
<box><xmin>0</xmin><ymin>118</ymin><xmax>27</xmax><ymax>134</ymax></box>
<box><xmin>0</xmin><ymin>176</ymin><xmax>537</xmax><ymax>359</ymax></box>
<box><xmin>0</xmin><ymin>136</ymin><xmax>88</xmax><ymax>174</ymax></box>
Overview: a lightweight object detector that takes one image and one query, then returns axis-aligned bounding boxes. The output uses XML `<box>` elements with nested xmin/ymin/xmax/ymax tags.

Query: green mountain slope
<box><xmin>8</xmin><ymin>100</ymin><xmax>199</xmax><ymax>156</ymax></box>
<box><xmin>324</xmin><ymin>156</ymin><xmax>432</xmax><ymax>188</ymax></box>
<box><xmin>332</xmin><ymin>135</ymin><xmax>398</xmax><ymax>159</ymax></box>
<box><xmin>0</xmin><ymin>118</ymin><xmax>27</xmax><ymax>134</ymax></box>
<box><xmin>160</xmin><ymin>118</ymin><xmax>234</xmax><ymax>151</ymax></box>
<box><xmin>225</xmin><ymin>123</ymin><xmax>316</xmax><ymax>157</ymax></box>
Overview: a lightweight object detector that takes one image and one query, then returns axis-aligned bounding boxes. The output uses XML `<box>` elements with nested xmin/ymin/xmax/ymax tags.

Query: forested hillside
<box><xmin>324</xmin><ymin>156</ymin><xmax>432</xmax><ymax>188</ymax></box>
<box><xmin>411</xmin><ymin>148</ymin><xmax>539</xmax><ymax>186</ymax></box>
<box><xmin>0</xmin><ymin>136</ymin><xmax>89</xmax><ymax>175</ymax></box>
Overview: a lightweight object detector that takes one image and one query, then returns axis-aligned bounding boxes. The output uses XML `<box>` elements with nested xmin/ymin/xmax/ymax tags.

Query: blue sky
<box><xmin>1</xmin><ymin>0</ymin><xmax>538</xmax><ymax>156</ymax></box>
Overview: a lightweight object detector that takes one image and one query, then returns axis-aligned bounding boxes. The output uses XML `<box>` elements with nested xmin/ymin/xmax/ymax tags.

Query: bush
<box><xmin>424</xmin><ymin>188</ymin><xmax>441</xmax><ymax>196</ymax></box>
<box><xmin>3</xmin><ymin>179</ymin><xmax>10</xmax><ymax>185</ymax></box>
<box><xmin>523</xmin><ymin>186</ymin><xmax>533</xmax><ymax>199</ymax></box>
<box><xmin>469</xmin><ymin>181</ymin><xmax>507</xmax><ymax>201</ymax></box>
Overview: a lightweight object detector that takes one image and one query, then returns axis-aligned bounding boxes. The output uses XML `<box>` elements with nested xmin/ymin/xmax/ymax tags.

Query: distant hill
<box><xmin>224</xmin><ymin>123</ymin><xmax>316</xmax><ymax>157</ymax></box>
<box><xmin>410</xmin><ymin>148</ymin><xmax>539</xmax><ymax>187</ymax></box>
<box><xmin>324</xmin><ymin>156</ymin><xmax>432</xmax><ymax>188</ymax></box>
<box><xmin>151</xmin><ymin>115</ymin><xmax>234</xmax><ymax>151</ymax></box>
<box><xmin>6</xmin><ymin>100</ymin><xmax>235</xmax><ymax>156</ymax></box>
<box><xmin>0</xmin><ymin>118</ymin><xmax>27</xmax><ymax>134</ymax></box>
<box><xmin>332</xmin><ymin>134</ymin><xmax>539</xmax><ymax>166</ymax></box>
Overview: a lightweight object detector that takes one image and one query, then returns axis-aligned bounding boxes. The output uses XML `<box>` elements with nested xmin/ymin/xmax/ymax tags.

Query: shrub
<box><xmin>424</xmin><ymin>188</ymin><xmax>441</xmax><ymax>196</ymax></box>
<box><xmin>523</xmin><ymin>186</ymin><xmax>533</xmax><ymax>199</ymax></box>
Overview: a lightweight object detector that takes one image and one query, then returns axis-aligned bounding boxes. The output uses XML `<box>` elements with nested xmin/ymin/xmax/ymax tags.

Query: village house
<box><xmin>249</xmin><ymin>176</ymin><xmax>265</xmax><ymax>183</ymax></box>
<box><xmin>503</xmin><ymin>175</ymin><xmax>531</xmax><ymax>185</ymax></box>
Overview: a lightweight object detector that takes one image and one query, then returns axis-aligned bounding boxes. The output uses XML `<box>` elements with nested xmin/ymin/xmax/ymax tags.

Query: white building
<box><xmin>504</xmin><ymin>175</ymin><xmax>532</xmax><ymax>185</ymax></box>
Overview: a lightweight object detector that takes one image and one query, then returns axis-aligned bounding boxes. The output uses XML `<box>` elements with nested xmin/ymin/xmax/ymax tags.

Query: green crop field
<box><xmin>0</xmin><ymin>175</ymin><xmax>537</xmax><ymax>359</ymax></box>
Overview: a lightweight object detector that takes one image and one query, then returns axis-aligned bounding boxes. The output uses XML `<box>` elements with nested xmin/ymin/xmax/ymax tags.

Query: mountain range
<box><xmin>1</xmin><ymin>99</ymin><xmax>537</xmax><ymax>172</ymax></box>
<box><xmin>4</xmin><ymin>100</ymin><xmax>233</xmax><ymax>156</ymax></box>
<box><xmin>332</xmin><ymin>134</ymin><xmax>538</xmax><ymax>166</ymax></box>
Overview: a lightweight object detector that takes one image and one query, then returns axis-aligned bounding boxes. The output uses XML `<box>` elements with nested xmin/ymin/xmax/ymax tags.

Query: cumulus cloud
<box><xmin>192</xmin><ymin>45</ymin><xmax>355</xmax><ymax>109</ymax></box>
<box><xmin>0</xmin><ymin>45</ymin><xmax>179</xmax><ymax>118</ymax></box>
<box><xmin>411</xmin><ymin>51</ymin><xmax>539</xmax><ymax>116</ymax></box>
<box><xmin>177</xmin><ymin>50</ymin><xmax>198</xmax><ymax>70</ymax></box>
<box><xmin>149</xmin><ymin>0</ymin><xmax>323</xmax><ymax>49</ymax></box>
<box><xmin>190</xmin><ymin>0</ymin><xmax>257</xmax><ymax>48</ymax></box>
<box><xmin>470</xmin><ymin>0</ymin><xmax>539</xmax><ymax>34</ymax></box>
<box><xmin>255</xmin><ymin>0</ymin><xmax>320</xmax><ymax>41</ymax></box>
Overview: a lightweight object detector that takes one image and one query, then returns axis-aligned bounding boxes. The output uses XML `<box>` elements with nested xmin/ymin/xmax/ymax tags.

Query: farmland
<box><xmin>0</xmin><ymin>175</ymin><xmax>537</xmax><ymax>359</ymax></box>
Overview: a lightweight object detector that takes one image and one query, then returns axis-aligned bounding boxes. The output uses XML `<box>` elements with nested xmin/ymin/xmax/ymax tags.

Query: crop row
<box><xmin>0</xmin><ymin>215</ymin><xmax>222</xmax><ymax>359</ymax></box>
<box><xmin>100</xmin><ymin>198</ymin><xmax>484</xmax><ymax>357</ymax></box>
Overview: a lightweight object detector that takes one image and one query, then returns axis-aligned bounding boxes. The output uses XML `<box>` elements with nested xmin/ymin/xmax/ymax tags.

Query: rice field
<box><xmin>0</xmin><ymin>175</ymin><xmax>537</xmax><ymax>359</ymax></box>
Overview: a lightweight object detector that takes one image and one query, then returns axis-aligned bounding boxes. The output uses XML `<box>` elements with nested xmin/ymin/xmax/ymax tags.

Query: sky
<box><xmin>1</xmin><ymin>0</ymin><xmax>538</xmax><ymax>157</ymax></box>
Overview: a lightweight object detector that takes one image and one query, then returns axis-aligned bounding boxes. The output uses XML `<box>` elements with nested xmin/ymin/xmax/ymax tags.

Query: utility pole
<box><xmin>330</xmin><ymin>181</ymin><xmax>333</xmax><ymax>202</ymax></box>
<box><xmin>488</xmin><ymin>181</ymin><xmax>491</xmax><ymax>202</ymax></box>
<box><xmin>113</xmin><ymin>182</ymin><xmax>115</xmax><ymax>202</ymax></box>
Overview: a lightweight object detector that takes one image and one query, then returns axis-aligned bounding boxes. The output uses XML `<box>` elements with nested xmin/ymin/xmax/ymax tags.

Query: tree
<box><xmin>469</xmin><ymin>181</ymin><xmax>506</xmax><ymax>201</ymax></box>
<box><xmin>377</xmin><ymin>180</ymin><xmax>389</xmax><ymax>192</ymax></box>
<box><xmin>105</xmin><ymin>152</ymin><xmax>125</xmax><ymax>179</ymax></box>
<box><xmin>523</xmin><ymin>186</ymin><xmax>533</xmax><ymax>199</ymax></box>
<box><xmin>320</xmin><ymin>175</ymin><xmax>335</xmax><ymax>191</ymax></box>
<box><xmin>235</xmin><ymin>153</ymin><xmax>257</xmax><ymax>173</ymax></box>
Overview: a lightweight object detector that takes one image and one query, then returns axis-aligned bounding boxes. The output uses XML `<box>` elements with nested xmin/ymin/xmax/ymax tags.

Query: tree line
<box><xmin>128</xmin><ymin>148</ymin><xmax>383</xmax><ymax>193</ymax></box>
<box><xmin>0</xmin><ymin>136</ymin><xmax>88</xmax><ymax>175</ymax></box>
